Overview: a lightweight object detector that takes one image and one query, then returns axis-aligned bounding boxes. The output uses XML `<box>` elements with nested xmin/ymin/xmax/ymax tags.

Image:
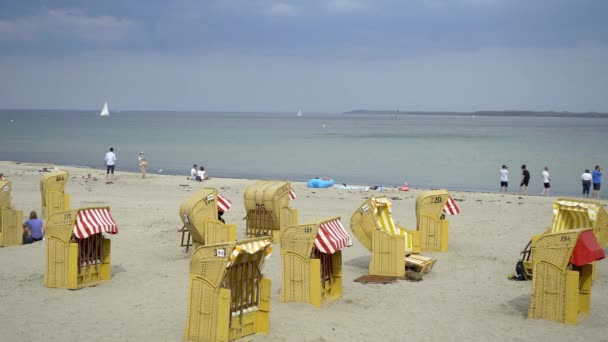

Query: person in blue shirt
<box><xmin>592</xmin><ymin>165</ymin><xmax>602</xmax><ymax>200</ymax></box>
<box><xmin>22</xmin><ymin>211</ymin><xmax>45</xmax><ymax>244</ymax></box>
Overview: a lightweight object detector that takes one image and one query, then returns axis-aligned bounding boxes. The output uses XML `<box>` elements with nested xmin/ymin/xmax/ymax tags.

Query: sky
<box><xmin>0</xmin><ymin>0</ymin><xmax>607</xmax><ymax>113</ymax></box>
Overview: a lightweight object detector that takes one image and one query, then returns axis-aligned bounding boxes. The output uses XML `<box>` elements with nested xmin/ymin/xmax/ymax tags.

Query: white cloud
<box><xmin>0</xmin><ymin>9</ymin><xmax>139</xmax><ymax>45</ymax></box>
<box><xmin>264</xmin><ymin>2</ymin><xmax>300</xmax><ymax>16</ymax></box>
<box><xmin>327</xmin><ymin>0</ymin><xmax>369</xmax><ymax>12</ymax></box>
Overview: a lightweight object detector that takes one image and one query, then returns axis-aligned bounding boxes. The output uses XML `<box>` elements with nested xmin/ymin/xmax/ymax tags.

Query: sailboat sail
<box><xmin>296</xmin><ymin>109</ymin><xmax>302</xmax><ymax>117</ymax></box>
<box><xmin>100</xmin><ymin>102</ymin><xmax>110</xmax><ymax>116</ymax></box>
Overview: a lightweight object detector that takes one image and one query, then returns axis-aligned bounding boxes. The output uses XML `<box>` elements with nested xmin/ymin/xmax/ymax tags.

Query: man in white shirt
<box><xmin>499</xmin><ymin>165</ymin><xmax>509</xmax><ymax>193</ymax></box>
<box><xmin>190</xmin><ymin>164</ymin><xmax>198</xmax><ymax>180</ymax></box>
<box><xmin>541</xmin><ymin>166</ymin><xmax>551</xmax><ymax>196</ymax></box>
<box><xmin>104</xmin><ymin>147</ymin><xmax>117</xmax><ymax>183</ymax></box>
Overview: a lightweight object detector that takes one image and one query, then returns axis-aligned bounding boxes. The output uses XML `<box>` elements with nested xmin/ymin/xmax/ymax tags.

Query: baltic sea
<box><xmin>1</xmin><ymin>109</ymin><xmax>606</xmax><ymax>197</ymax></box>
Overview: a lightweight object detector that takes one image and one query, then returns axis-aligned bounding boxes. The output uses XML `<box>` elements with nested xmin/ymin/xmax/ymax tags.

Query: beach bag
<box><xmin>513</xmin><ymin>261</ymin><xmax>528</xmax><ymax>281</ymax></box>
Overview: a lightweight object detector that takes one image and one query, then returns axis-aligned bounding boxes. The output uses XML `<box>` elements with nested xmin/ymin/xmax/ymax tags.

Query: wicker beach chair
<box><xmin>184</xmin><ymin>237</ymin><xmax>272</xmax><ymax>342</ymax></box>
<box><xmin>528</xmin><ymin>228</ymin><xmax>605</xmax><ymax>324</ymax></box>
<box><xmin>0</xmin><ymin>180</ymin><xmax>23</xmax><ymax>247</ymax></box>
<box><xmin>518</xmin><ymin>198</ymin><xmax>608</xmax><ymax>280</ymax></box>
<box><xmin>179</xmin><ymin>188</ymin><xmax>236</xmax><ymax>251</ymax></box>
<box><xmin>280</xmin><ymin>217</ymin><xmax>351</xmax><ymax>307</ymax></box>
<box><xmin>44</xmin><ymin>207</ymin><xmax>118</xmax><ymax>289</ymax></box>
<box><xmin>244</xmin><ymin>180</ymin><xmax>297</xmax><ymax>243</ymax></box>
<box><xmin>40</xmin><ymin>171</ymin><xmax>70</xmax><ymax>220</ymax></box>
<box><xmin>416</xmin><ymin>190</ymin><xmax>460</xmax><ymax>252</ymax></box>
<box><xmin>350</xmin><ymin>196</ymin><xmax>436</xmax><ymax>277</ymax></box>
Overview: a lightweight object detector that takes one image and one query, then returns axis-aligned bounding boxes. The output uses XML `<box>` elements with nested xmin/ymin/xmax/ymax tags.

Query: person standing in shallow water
<box><xmin>592</xmin><ymin>165</ymin><xmax>602</xmax><ymax>199</ymax></box>
<box><xmin>541</xmin><ymin>166</ymin><xmax>551</xmax><ymax>196</ymax></box>
<box><xmin>582</xmin><ymin>169</ymin><xmax>592</xmax><ymax>198</ymax></box>
<box><xmin>519</xmin><ymin>164</ymin><xmax>530</xmax><ymax>195</ymax></box>
<box><xmin>499</xmin><ymin>165</ymin><xmax>509</xmax><ymax>193</ymax></box>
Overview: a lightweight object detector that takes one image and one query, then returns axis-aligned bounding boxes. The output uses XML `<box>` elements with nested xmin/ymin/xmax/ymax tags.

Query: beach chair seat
<box><xmin>0</xmin><ymin>181</ymin><xmax>24</xmax><ymax>247</ymax></box>
<box><xmin>184</xmin><ymin>237</ymin><xmax>272</xmax><ymax>342</ymax></box>
<box><xmin>516</xmin><ymin>198</ymin><xmax>608</xmax><ymax>280</ymax></box>
<box><xmin>179</xmin><ymin>189</ymin><xmax>236</xmax><ymax>250</ymax></box>
<box><xmin>528</xmin><ymin>228</ymin><xmax>605</xmax><ymax>324</ymax></box>
<box><xmin>244</xmin><ymin>180</ymin><xmax>297</xmax><ymax>243</ymax></box>
<box><xmin>350</xmin><ymin>196</ymin><xmax>437</xmax><ymax>278</ymax></box>
<box><xmin>40</xmin><ymin>171</ymin><xmax>70</xmax><ymax>220</ymax></box>
<box><xmin>280</xmin><ymin>217</ymin><xmax>351</xmax><ymax>307</ymax></box>
<box><xmin>44</xmin><ymin>207</ymin><xmax>118</xmax><ymax>289</ymax></box>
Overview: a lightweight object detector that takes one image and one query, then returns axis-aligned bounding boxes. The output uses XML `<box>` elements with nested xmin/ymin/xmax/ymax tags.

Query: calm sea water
<box><xmin>1</xmin><ymin>109</ymin><xmax>606</xmax><ymax>196</ymax></box>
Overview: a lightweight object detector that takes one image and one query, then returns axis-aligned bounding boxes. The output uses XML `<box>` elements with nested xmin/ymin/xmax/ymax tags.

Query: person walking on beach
<box><xmin>104</xmin><ymin>147</ymin><xmax>117</xmax><ymax>184</ymax></box>
<box><xmin>592</xmin><ymin>165</ymin><xmax>602</xmax><ymax>199</ymax></box>
<box><xmin>541</xmin><ymin>166</ymin><xmax>551</xmax><ymax>196</ymax></box>
<box><xmin>499</xmin><ymin>165</ymin><xmax>509</xmax><ymax>193</ymax></box>
<box><xmin>22</xmin><ymin>210</ymin><xmax>44</xmax><ymax>244</ymax></box>
<box><xmin>582</xmin><ymin>169</ymin><xmax>592</xmax><ymax>198</ymax></box>
<box><xmin>519</xmin><ymin>164</ymin><xmax>530</xmax><ymax>195</ymax></box>
<box><xmin>138</xmin><ymin>152</ymin><xmax>147</xmax><ymax>179</ymax></box>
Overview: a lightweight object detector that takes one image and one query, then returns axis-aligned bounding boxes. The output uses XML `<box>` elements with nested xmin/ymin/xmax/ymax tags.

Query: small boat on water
<box><xmin>100</xmin><ymin>101</ymin><xmax>110</xmax><ymax>117</ymax></box>
<box><xmin>296</xmin><ymin>109</ymin><xmax>303</xmax><ymax>117</ymax></box>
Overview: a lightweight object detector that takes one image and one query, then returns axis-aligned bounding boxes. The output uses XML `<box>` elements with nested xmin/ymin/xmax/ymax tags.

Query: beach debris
<box><xmin>354</xmin><ymin>274</ymin><xmax>399</xmax><ymax>284</ymax></box>
<box><xmin>390</xmin><ymin>197</ymin><xmax>402</xmax><ymax>201</ymax></box>
<box><xmin>405</xmin><ymin>271</ymin><xmax>423</xmax><ymax>282</ymax></box>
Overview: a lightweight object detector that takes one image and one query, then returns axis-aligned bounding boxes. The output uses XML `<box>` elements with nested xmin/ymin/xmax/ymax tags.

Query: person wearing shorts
<box><xmin>499</xmin><ymin>165</ymin><xmax>509</xmax><ymax>193</ymax></box>
<box><xmin>592</xmin><ymin>165</ymin><xmax>602</xmax><ymax>199</ymax></box>
<box><xmin>541</xmin><ymin>166</ymin><xmax>551</xmax><ymax>196</ymax></box>
<box><xmin>104</xmin><ymin>147</ymin><xmax>117</xmax><ymax>183</ymax></box>
<box><xmin>519</xmin><ymin>164</ymin><xmax>530</xmax><ymax>195</ymax></box>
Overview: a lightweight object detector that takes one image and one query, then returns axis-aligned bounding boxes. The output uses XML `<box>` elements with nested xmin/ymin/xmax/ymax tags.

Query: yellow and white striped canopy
<box><xmin>226</xmin><ymin>239</ymin><xmax>272</xmax><ymax>268</ymax></box>
<box><xmin>551</xmin><ymin>200</ymin><xmax>600</xmax><ymax>233</ymax></box>
<box><xmin>371</xmin><ymin>197</ymin><xmax>412</xmax><ymax>250</ymax></box>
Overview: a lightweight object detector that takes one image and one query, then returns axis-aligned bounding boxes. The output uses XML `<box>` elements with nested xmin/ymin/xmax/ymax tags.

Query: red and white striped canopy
<box><xmin>314</xmin><ymin>218</ymin><xmax>352</xmax><ymax>254</ymax></box>
<box><xmin>289</xmin><ymin>188</ymin><xmax>296</xmax><ymax>200</ymax></box>
<box><xmin>217</xmin><ymin>194</ymin><xmax>232</xmax><ymax>212</ymax></box>
<box><xmin>73</xmin><ymin>208</ymin><xmax>118</xmax><ymax>239</ymax></box>
<box><xmin>443</xmin><ymin>196</ymin><xmax>460</xmax><ymax>216</ymax></box>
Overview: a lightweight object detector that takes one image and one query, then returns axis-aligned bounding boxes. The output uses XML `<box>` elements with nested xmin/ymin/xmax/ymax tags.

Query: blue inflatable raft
<box><xmin>307</xmin><ymin>178</ymin><xmax>335</xmax><ymax>188</ymax></box>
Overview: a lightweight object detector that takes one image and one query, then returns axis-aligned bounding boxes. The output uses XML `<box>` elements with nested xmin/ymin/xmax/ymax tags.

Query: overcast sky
<box><xmin>1</xmin><ymin>0</ymin><xmax>607</xmax><ymax>112</ymax></box>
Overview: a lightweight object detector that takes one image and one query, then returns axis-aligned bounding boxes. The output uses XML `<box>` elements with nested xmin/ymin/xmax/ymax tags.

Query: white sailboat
<box><xmin>100</xmin><ymin>101</ymin><xmax>110</xmax><ymax>117</ymax></box>
<box><xmin>296</xmin><ymin>109</ymin><xmax>303</xmax><ymax>117</ymax></box>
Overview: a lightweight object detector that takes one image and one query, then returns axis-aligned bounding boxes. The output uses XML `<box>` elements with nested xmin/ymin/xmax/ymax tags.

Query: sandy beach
<box><xmin>1</xmin><ymin>160</ymin><xmax>607</xmax><ymax>342</ymax></box>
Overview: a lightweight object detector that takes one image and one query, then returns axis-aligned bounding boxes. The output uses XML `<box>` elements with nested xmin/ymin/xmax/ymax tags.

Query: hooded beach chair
<box><xmin>244</xmin><ymin>180</ymin><xmax>297</xmax><ymax>243</ymax></box>
<box><xmin>517</xmin><ymin>198</ymin><xmax>608</xmax><ymax>280</ymax></box>
<box><xmin>415</xmin><ymin>190</ymin><xmax>460</xmax><ymax>252</ymax></box>
<box><xmin>44</xmin><ymin>206</ymin><xmax>118</xmax><ymax>289</ymax></box>
<box><xmin>184</xmin><ymin>237</ymin><xmax>272</xmax><ymax>342</ymax></box>
<box><xmin>528</xmin><ymin>228</ymin><xmax>605</xmax><ymax>324</ymax></box>
<box><xmin>179</xmin><ymin>189</ymin><xmax>236</xmax><ymax>251</ymax></box>
<box><xmin>280</xmin><ymin>217</ymin><xmax>351</xmax><ymax>307</ymax></box>
<box><xmin>350</xmin><ymin>196</ymin><xmax>436</xmax><ymax>277</ymax></box>
<box><xmin>40</xmin><ymin>171</ymin><xmax>70</xmax><ymax>220</ymax></box>
<box><xmin>0</xmin><ymin>180</ymin><xmax>23</xmax><ymax>247</ymax></box>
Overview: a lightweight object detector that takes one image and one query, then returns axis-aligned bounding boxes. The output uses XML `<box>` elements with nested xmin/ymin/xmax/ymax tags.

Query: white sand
<box><xmin>1</xmin><ymin>160</ymin><xmax>607</xmax><ymax>341</ymax></box>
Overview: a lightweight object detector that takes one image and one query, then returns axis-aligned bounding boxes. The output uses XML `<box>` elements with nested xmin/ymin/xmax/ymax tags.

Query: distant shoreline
<box><xmin>343</xmin><ymin>110</ymin><xmax>608</xmax><ymax>118</ymax></box>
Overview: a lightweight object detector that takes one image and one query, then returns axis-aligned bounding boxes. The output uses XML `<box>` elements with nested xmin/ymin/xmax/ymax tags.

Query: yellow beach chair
<box><xmin>244</xmin><ymin>180</ymin><xmax>297</xmax><ymax>243</ymax></box>
<box><xmin>416</xmin><ymin>190</ymin><xmax>460</xmax><ymax>252</ymax></box>
<box><xmin>44</xmin><ymin>207</ymin><xmax>118</xmax><ymax>289</ymax></box>
<box><xmin>350</xmin><ymin>196</ymin><xmax>436</xmax><ymax>277</ymax></box>
<box><xmin>517</xmin><ymin>198</ymin><xmax>608</xmax><ymax>280</ymax></box>
<box><xmin>179</xmin><ymin>189</ymin><xmax>236</xmax><ymax>251</ymax></box>
<box><xmin>0</xmin><ymin>180</ymin><xmax>24</xmax><ymax>247</ymax></box>
<box><xmin>184</xmin><ymin>237</ymin><xmax>272</xmax><ymax>342</ymax></box>
<box><xmin>280</xmin><ymin>217</ymin><xmax>351</xmax><ymax>307</ymax></box>
<box><xmin>528</xmin><ymin>228</ymin><xmax>605</xmax><ymax>324</ymax></box>
<box><xmin>40</xmin><ymin>171</ymin><xmax>70</xmax><ymax>220</ymax></box>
